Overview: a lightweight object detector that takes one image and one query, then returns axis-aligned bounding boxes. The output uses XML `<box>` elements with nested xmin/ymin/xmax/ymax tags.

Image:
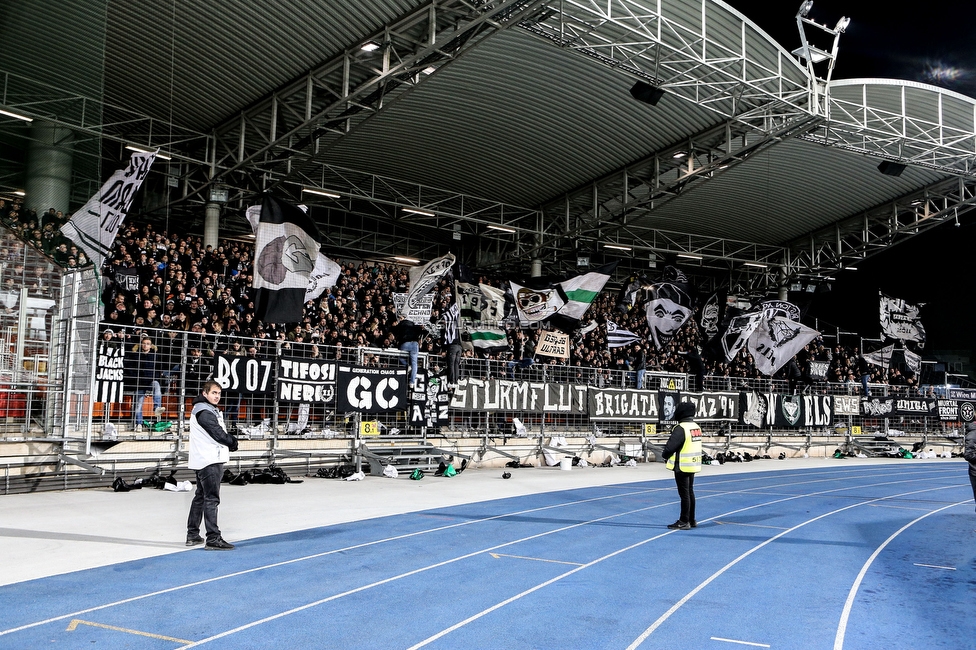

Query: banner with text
<box><xmin>450</xmin><ymin>378</ymin><xmax>587</xmax><ymax>414</ymax></box>
<box><xmin>276</xmin><ymin>357</ymin><xmax>337</xmax><ymax>404</ymax></box>
<box><xmin>336</xmin><ymin>365</ymin><xmax>409</xmax><ymax>414</ymax></box>
<box><xmin>740</xmin><ymin>393</ymin><xmax>833</xmax><ymax>428</ymax></box>
<box><xmin>213</xmin><ymin>354</ymin><xmax>275</xmax><ymax>395</ymax></box>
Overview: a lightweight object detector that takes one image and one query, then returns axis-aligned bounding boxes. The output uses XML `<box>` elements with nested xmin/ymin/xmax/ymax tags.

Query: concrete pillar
<box><xmin>531</xmin><ymin>258</ymin><xmax>542</xmax><ymax>278</ymax></box>
<box><xmin>24</xmin><ymin>121</ymin><xmax>73</xmax><ymax>213</ymax></box>
<box><xmin>204</xmin><ymin>202</ymin><xmax>220</xmax><ymax>249</ymax></box>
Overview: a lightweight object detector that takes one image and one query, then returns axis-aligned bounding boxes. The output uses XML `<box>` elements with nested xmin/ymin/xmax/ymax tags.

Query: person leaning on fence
<box><xmin>964</xmin><ymin>420</ymin><xmax>976</xmax><ymax>512</ymax></box>
<box><xmin>126</xmin><ymin>336</ymin><xmax>164</xmax><ymax>432</ymax></box>
<box><xmin>186</xmin><ymin>380</ymin><xmax>238</xmax><ymax>550</ymax></box>
<box><xmin>661</xmin><ymin>401</ymin><xmax>702</xmax><ymax>530</ymax></box>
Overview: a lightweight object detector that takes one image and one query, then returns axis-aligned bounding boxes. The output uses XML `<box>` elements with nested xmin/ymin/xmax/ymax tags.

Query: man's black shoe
<box><xmin>667</xmin><ymin>521</ymin><xmax>691</xmax><ymax>530</ymax></box>
<box><xmin>689</xmin><ymin>520</ymin><xmax>698</xmax><ymax>528</ymax></box>
<box><xmin>204</xmin><ymin>537</ymin><xmax>235</xmax><ymax>551</ymax></box>
<box><xmin>186</xmin><ymin>534</ymin><xmax>205</xmax><ymax>546</ymax></box>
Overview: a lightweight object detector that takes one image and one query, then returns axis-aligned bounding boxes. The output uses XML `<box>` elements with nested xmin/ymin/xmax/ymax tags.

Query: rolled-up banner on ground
<box><xmin>276</xmin><ymin>356</ymin><xmax>336</xmax><ymax>404</ymax></box>
<box><xmin>336</xmin><ymin>365</ymin><xmax>408</xmax><ymax>414</ymax></box>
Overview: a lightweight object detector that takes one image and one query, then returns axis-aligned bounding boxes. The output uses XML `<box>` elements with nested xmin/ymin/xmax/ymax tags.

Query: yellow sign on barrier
<box><xmin>851</xmin><ymin>425</ymin><xmax>861</xmax><ymax>435</ymax></box>
<box><xmin>643</xmin><ymin>423</ymin><xmax>657</xmax><ymax>436</ymax></box>
<box><xmin>360</xmin><ymin>420</ymin><xmax>380</xmax><ymax>437</ymax></box>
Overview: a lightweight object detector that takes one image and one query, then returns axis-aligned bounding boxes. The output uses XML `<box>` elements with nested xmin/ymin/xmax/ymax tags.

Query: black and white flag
<box><xmin>61</xmin><ymin>150</ymin><xmax>155</xmax><ymax>272</ymax></box>
<box><xmin>606</xmin><ymin>321</ymin><xmax>640</xmax><ymax>348</ymax></box>
<box><xmin>253</xmin><ymin>194</ymin><xmax>321</xmax><ymax>323</ymax></box>
<box><xmin>880</xmin><ymin>292</ymin><xmax>926</xmax><ymax>347</ymax></box>
<box><xmin>94</xmin><ymin>343</ymin><xmax>125</xmax><ymax>403</ymax></box>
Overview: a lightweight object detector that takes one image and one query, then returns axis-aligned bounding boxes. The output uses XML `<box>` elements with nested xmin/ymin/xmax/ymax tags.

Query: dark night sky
<box><xmin>724</xmin><ymin>1</ymin><xmax>976</xmax><ymax>352</ymax></box>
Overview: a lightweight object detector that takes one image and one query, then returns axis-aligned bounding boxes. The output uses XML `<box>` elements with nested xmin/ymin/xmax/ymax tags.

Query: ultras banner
<box><xmin>336</xmin><ymin>365</ymin><xmax>409</xmax><ymax>414</ymax></box>
<box><xmin>740</xmin><ymin>393</ymin><xmax>833</xmax><ymax>428</ymax></box>
<box><xmin>450</xmin><ymin>378</ymin><xmax>588</xmax><ymax>414</ymax></box>
<box><xmin>276</xmin><ymin>357</ymin><xmax>337</xmax><ymax>404</ymax></box>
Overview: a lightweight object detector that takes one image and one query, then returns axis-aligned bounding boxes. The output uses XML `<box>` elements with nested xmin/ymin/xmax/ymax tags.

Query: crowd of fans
<box><xmin>1</xmin><ymin>196</ymin><xmax>921</xmax><ymax>394</ymax></box>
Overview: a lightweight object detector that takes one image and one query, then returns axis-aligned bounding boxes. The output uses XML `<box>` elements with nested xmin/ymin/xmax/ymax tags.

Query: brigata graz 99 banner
<box><xmin>336</xmin><ymin>365</ymin><xmax>409</xmax><ymax>414</ymax></box>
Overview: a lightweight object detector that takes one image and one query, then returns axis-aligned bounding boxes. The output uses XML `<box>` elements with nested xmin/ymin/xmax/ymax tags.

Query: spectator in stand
<box><xmin>126</xmin><ymin>336</ymin><xmax>164</xmax><ymax>432</ymax></box>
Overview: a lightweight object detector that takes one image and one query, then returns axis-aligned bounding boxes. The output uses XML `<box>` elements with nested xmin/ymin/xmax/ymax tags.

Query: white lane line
<box><xmin>711</xmin><ymin>636</ymin><xmax>770</xmax><ymax>647</ymax></box>
<box><xmin>408</xmin><ymin>475</ymin><xmax>953</xmax><ymax>650</ymax></box>
<box><xmin>868</xmin><ymin>503</ymin><xmax>932</xmax><ymax>511</ymax></box>
<box><xmin>714</xmin><ymin>521</ymin><xmax>790</xmax><ymax>530</ymax></box>
<box><xmin>913</xmin><ymin>563</ymin><xmax>956</xmax><ymax>570</ymax></box>
<box><xmin>0</xmin><ymin>484</ymin><xmax>668</xmax><ymax>638</ymax></box>
<box><xmin>3</xmin><ymin>467</ymin><xmax>948</xmax><ymax>643</ymax></box>
<box><xmin>0</xmin><ymin>469</ymin><xmax>877</xmax><ymax>639</ymax></box>
<box><xmin>834</xmin><ymin>499</ymin><xmax>969</xmax><ymax>650</ymax></box>
<box><xmin>625</xmin><ymin>483</ymin><xmax>960</xmax><ymax>650</ymax></box>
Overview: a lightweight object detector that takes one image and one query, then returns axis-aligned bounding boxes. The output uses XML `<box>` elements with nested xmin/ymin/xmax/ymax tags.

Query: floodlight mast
<box><xmin>792</xmin><ymin>1</ymin><xmax>850</xmax><ymax>115</ymax></box>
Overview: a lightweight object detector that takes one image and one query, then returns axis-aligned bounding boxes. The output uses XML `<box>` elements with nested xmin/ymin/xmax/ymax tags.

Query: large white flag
<box><xmin>404</xmin><ymin>253</ymin><xmax>455</xmax><ymax>320</ymax></box>
<box><xmin>748</xmin><ymin>316</ymin><xmax>820</xmax><ymax>376</ymax></box>
<box><xmin>61</xmin><ymin>150</ymin><xmax>155</xmax><ymax>271</ymax></box>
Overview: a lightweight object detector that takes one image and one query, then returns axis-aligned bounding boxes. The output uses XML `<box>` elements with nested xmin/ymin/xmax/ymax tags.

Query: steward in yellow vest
<box><xmin>662</xmin><ymin>401</ymin><xmax>702</xmax><ymax>530</ymax></box>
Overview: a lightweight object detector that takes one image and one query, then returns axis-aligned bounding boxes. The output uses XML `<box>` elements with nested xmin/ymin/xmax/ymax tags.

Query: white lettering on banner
<box><xmin>803</xmin><ymin>395</ymin><xmax>832</xmax><ymax>426</ymax></box>
<box><xmin>833</xmin><ymin>395</ymin><xmax>860</xmax><ymax>416</ymax></box>
<box><xmin>214</xmin><ymin>356</ymin><xmax>273</xmax><ymax>392</ymax></box>
<box><xmin>347</xmin><ymin>377</ymin><xmax>373</xmax><ymax>410</ymax></box>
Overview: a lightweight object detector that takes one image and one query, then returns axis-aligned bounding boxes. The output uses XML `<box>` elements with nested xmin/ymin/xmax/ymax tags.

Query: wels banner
<box><xmin>740</xmin><ymin>393</ymin><xmax>832</xmax><ymax>428</ymax></box>
<box><xmin>678</xmin><ymin>392</ymin><xmax>739</xmax><ymax>421</ymax></box>
<box><xmin>450</xmin><ymin>378</ymin><xmax>587</xmax><ymax>414</ymax></box>
<box><xmin>213</xmin><ymin>354</ymin><xmax>275</xmax><ymax>394</ymax></box>
<box><xmin>588</xmin><ymin>387</ymin><xmax>663</xmax><ymax>422</ymax></box>
<box><xmin>336</xmin><ymin>365</ymin><xmax>408</xmax><ymax>414</ymax></box>
<box><xmin>277</xmin><ymin>357</ymin><xmax>336</xmax><ymax>404</ymax></box>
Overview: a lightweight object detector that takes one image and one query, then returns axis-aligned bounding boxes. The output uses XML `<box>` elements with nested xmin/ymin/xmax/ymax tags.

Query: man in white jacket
<box><xmin>186</xmin><ymin>381</ymin><xmax>239</xmax><ymax>550</ymax></box>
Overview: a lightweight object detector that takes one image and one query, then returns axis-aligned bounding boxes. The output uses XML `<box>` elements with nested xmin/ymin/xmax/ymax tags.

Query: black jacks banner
<box><xmin>213</xmin><ymin>354</ymin><xmax>275</xmax><ymax>395</ymax></box>
<box><xmin>450</xmin><ymin>378</ymin><xmax>588</xmax><ymax>414</ymax></box>
<box><xmin>740</xmin><ymin>393</ymin><xmax>833</xmax><ymax>428</ymax></box>
<box><xmin>409</xmin><ymin>371</ymin><xmax>452</xmax><ymax>428</ymax></box>
<box><xmin>276</xmin><ymin>357</ymin><xmax>337</xmax><ymax>404</ymax></box>
<box><xmin>860</xmin><ymin>396</ymin><xmax>936</xmax><ymax>418</ymax></box>
<box><xmin>679</xmin><ymin>392</ymin><xmax>739</xmax><ymax>422</ymax></box>
<box><xmin>588</xmin><ymin>387</ymin><xmax>663</xmax><ymax>421</ymax></box>
<box><xmin>94</xmin><ymin>343</ymin><xmax>125</xmax><ymax>403</ymax></box>
<box><xmin>336</xmin><ymin>364</ymin><xmax>408</xmax><ymax>414</ymax></box>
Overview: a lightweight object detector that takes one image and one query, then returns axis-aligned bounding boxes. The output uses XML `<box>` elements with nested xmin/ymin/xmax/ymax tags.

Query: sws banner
<box><xmin>213</xmin><ymin>354</ymin><xmax>275</xmax><ymax>394</ymax></box>
<box><xmin>277</xmin><ymin>357</ymin><xmax>337</xmax><ymax>404</ymax></box>
<box><xmin>832</xmin><ymin>395</ymin><xmax>861</xmax><ymax>416</ymax></box>
<box><xmin>450</xmin><ymin>378</ymin><xmax>587</xmax><ymax>414</ymax></box>
<box><xmin>336</xmin><ymin>365</ymin><xmax>409</xmax><ymax>414</ymax></box>
<box><xmin>740</xmin><ymin>393</ymin><xmax>833</xmax><ymax>428</ymax></box>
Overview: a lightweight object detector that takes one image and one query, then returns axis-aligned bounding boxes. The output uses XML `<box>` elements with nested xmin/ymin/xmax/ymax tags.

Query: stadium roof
<box><xmin>2</xmin><ymin>0</ymin><xmax>976</xmax><ymax>292</ymax></box>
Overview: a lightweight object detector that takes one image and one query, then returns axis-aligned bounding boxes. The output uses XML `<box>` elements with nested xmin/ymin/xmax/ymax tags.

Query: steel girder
<box><xmin>785</xmin><ymin>176</ymin><xmax>976</xmax><ymax>279</ymax></box>
<box><xmin>198</xmin><ymin>0</ymin><xmax>549</xmax><ymax>200</ymax></box>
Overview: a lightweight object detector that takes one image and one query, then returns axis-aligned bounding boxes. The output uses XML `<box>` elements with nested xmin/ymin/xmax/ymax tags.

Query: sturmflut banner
<box><xmin>450</xmin><ymin>378</ymin><xmax>587</xmax><ymax>414</ymax></box>
<box><xmin>277</xmin><ymin>357</ymin><xmax>336</xmax><ymax>404</ymax></box>
<box><xmin>336</xmin><ymin>365</ymin><xmax>408</xmax><ymax>414</ymax></box>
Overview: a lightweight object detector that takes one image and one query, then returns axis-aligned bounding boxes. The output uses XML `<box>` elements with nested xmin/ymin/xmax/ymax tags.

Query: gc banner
<box><xmin>336</xmin><ymin>365</ymin><xmax>408</xmax><ymax>414</ymax></box>
<box><xmin>277</xmin><ymin>357</ymin><xmax>337</xmax><ymax>404</ymax></box>
<box><xmin>214</xmin><ymin>354</ymin><xmax>275</xmax><ymax>394</ymax></box>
